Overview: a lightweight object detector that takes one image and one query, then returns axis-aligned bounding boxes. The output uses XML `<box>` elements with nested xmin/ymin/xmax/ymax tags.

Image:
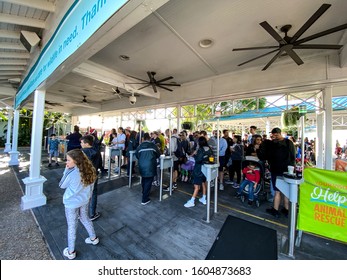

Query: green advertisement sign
<box><xmin>298</xmin><ymin>168</ymin><xmax>347</xmax><ymax>242</ymax></box>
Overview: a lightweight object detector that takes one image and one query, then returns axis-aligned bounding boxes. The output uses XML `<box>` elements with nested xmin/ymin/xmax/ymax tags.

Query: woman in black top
<box><xmin>66</xmin><ymin>125</ymin><xmax>82</xmax><ymax>151</ymax></box>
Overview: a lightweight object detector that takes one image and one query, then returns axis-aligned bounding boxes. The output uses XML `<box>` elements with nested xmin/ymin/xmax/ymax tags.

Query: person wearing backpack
<box><xmin>178</xmin><ymin>130</ymin><xmax>190</xmax><ymax>164</ymax></box>
<box><xmin>80</xmin><ymin>134</ymin><xmax>102</xmax><ymax>221</ymax></box>
<box><xmin>164</xmin><ymin>129</ymin><xmax>180</xmax><ymax>191</ymax></box>
<box><xmin>184</xmin><ymin>136</ymin><xmax>213</xmax><ymax>208</ymax></box>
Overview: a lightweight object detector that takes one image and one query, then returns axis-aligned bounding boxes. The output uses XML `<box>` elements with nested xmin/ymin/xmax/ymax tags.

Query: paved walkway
<box><xmin>1</xmin><ymin>148</ymin><xmax>346</xmax><ymax>260</ymax></box>
<box><xmin>0</xmin><ymin>150</ymin><xmax>52</xmax><ymax>260</ymax></box>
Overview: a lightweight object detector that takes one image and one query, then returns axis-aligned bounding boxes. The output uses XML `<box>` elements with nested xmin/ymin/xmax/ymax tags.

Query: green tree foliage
<box><xmin>180</xmin><ymin>98</ymin><xmax>267</xmax><ymax>131</ymax></box>
<box><xmin>0</xmin><ymin>108</ymin><xmax>70</xmax><ymax>147</ymax></box>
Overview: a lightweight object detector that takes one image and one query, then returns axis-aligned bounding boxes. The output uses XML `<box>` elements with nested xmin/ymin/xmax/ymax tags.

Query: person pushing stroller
<box><xmin>235</xmin><ymin>161</ymin><xmax>260</xmax><ymax>206</ymax></box>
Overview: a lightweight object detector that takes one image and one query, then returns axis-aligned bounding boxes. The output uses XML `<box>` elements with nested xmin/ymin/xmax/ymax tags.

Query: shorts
<box><xmin>218</xmin><ymin>156</ymin><xmax>226</xmax><ymax>171</ymax></box>
<box><xmin>271</xmin><ymin>172</ymin><xmax>283</xmax><ymax>192</ymax></box>
<box><xmin>173</xmin><ymin>160</ymin><xmax>180</xmax><ymax>171</ymax></box>
<box><xmin>193</xmin><ymin>175</ymin><xmax>206</xmax><ymax>186</ymax></box>
<box><xmin>49</xmin><ymin>150</ymin><xmax>59</xmax><ymax>157</ymax></box>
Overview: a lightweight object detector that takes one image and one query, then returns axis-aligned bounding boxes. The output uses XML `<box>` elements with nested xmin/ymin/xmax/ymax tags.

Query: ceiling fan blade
<box><xmin>238</xmin><ymin>49</ymin><xmax>279</xmax><ymax>66</ymax></box>
<box><xmin>151</xmin><ymin>83</ymin><xmax>157</xmax><ymax>93</ymax></box>
<box><xmin>233</xmin><ymin>46</ymin><xmax>278</xmax><ymax>51</ymax></box>
<box><xmin>137</xmin><ymin>84</ymin><xmax>151</xmax><ymax>90</ymax></box>
<box><xmin>156</xmin><ymin>76</ymin><xmax>173</xmax><ymax>83</ymax></box>
<box><xmin>286</xmin><ymin>49</ymin><xmax>304</xmax><ymax>66</ymax></box>
<box><xmin>157</xmin><ymin>85</ymin><xmax>173</xmax><ymax>92</ymax></box>
<box><xmin>294</xmin><ymin>44</ymin><xmax>343</xmax><ymax>50</ymax></box>
<box><xmin>147</xmin><ymin>71</ymin><xmax>155</xmax><ymax>83</ymax></box>
<box><xmin>290</xmin><ymin>3</ymin><xmax>331</xmax><ymax>43</ymax></box>
<box><xmin>262</xmin><ymin>50</ymin><xmax>284</xmax><ymax>71</ymax></box>
<box><xmin>259</xmin><ymin>21</ymin><xmax>287</xmax><ymax>44</ymax></box>
<box><xmin>294</xmin><ymin>23</ymin><xmax>347</xmax><ymax>45</ymax></box>
<box><xmin>159</xmin><ymin>83</ymin><xmax>181</xmax><ymax>87</ymax></box>
<box><xmin>125</xmin><ymin>82</ymin><xmax>148</xmax><ymax>84</ymax></box>
<box><xmin>127</xmin><ymin>75</ymin><xmax>148</xmax><ymax>83</ymax></box>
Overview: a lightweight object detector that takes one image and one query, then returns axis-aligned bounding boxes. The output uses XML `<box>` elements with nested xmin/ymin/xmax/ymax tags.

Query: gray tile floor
<box><xmin>10</xmin><ymin>149</ymin><xmax>347</xmax><ymax>260</ymax></box>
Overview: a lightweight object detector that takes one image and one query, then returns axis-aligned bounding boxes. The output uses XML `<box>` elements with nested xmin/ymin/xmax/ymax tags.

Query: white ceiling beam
<box><xmin>0</xmin><ymin>29</ymin><xmax>20</xmax><ymax>39</ymax></box>
<box><xmin>0</xmin><ymin>71</ymin><xmax>23</xmax><ymax>76</ymax></box>
<box><xmin>1</xmin><ymin>0</ymin><xmax>55</xmax><ymax>13</ymax></box>
<box><xmin>0</xmin><ymin>42</ymin><xmax>27</xmax><ymax>51</ymax></box>
<box><xmin>0</xmin><ymin>65</ymin><xmax>25</xmax><ymax>71</ymax></box>
<box><xmin>73</xmin><ymin>61</ymin><xmax>160</xmax><ymax>99</ymax></box>
<box><xmin>0</xmin><ymin>52</ymin><xmax>30</xmax><ymax>59</ymax></box>
<box><xmin>0</xmin><ymin>86</ymin><xmax>17</xmax><ymax>97</ymax></box>
<box><xmin>0</xmin><ymin>59</ymin><xmax>28</xmax><ymax>65</ymax></box>
<box><xmin>339</xmin><ymin>43</ymin><xmax>347</xmax><ymax>67</ymax></box>
<box><xmin>0</xmin><ymin>13</ymin><xmax>45</xmax><ymax>29</ymax></box>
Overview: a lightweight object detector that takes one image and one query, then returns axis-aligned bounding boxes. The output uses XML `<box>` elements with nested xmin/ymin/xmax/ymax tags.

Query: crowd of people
<box><xmin>48</xmin><ymin>124</ymin><xmax>317</xmax><ymax>259</ymax></box>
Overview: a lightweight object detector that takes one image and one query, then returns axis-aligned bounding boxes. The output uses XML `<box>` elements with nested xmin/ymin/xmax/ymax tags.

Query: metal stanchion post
<box><xmin>202</xmin><ymin>163</ymin><xmax>219</xmax><ymax>223</ymax></box>
<box><xmin>276</xmin><ymin>175</ymin><xmax>303</xmax><ymax>258</ymax></box>
<box><xmin>128</xmin><ymin>151</ymin><xmax>137</xmax><ymax>187</ymax></box>
<box><xmin>159</xmin><ymin>155</ymin><xmax>173</xmax><ymax>201</ymax></box>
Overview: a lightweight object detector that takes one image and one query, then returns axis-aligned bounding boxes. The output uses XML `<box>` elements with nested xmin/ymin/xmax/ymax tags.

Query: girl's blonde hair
<box><xmin>67</xmin><ymin>149</ymin><xmax>97</xmax><ymax>186</ymax></box>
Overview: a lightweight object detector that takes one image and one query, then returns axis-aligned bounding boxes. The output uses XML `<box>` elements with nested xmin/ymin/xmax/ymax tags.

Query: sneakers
<box><xmin>281</xmin><ymin>207</ymin><xmax>289</xmax><ymax>218</ymax></box>
<box><xmin>163</xmin><ymin>187</ymin><xmax>171</xmax><ymax>192</ymax></box>
<box><xmin>225</xmin><ymin>179</ymin><xmax>233</xmax><ymax>185</ymax></box>
<box><xmin>48</xmin><ymin>163</ymin><xmax>52</xmax><ymax>167</ymax></box>
<box><xmin>219</xmin><ymin>183</ymin><xmax>224</xmax><ymax>191</ymax></box>
<box><xmin>234</xmin><ymin>193</ymin><xmax>241</xmax><ymax>198</ymax></box>
<box><xmin>231</xmin><ymin>183</ymin><xmax>239</xmax><ymax>189</ymax></box>
<box><xmin>184</xmin><ymin>200</ymin><xmax>195</xmax><ymax>208</ymax></box>
<box><xmin>152</xmin><ymin>180</ymin><xmax>159</xmax><ymax>187</ymax></box>
<box><xmin>85</xmin><ymin>237</ymin><xmax>100</xmax><ymax>245</ymax></box>
<box><xmin>199</xmin><ymin>197</ymin><xmax>207</xmax><ymax>205</ymax></box>
<box><xmin>55</xmin><ymin>162</ymin><xmax>59</xmax><ymax>166</ymax></box>
<box><xmin>114</xmin><ymin>167</ymin><xmax>120</xmax><ymax>173</ymax></box>
<box><xmin>266</xmin><ymin>207</ymin><xmax>280</xmax><ymax>218</ymax></box>
<box><xmin>90</xmin><ymin>212</ymin><xmax>101</xmax><ymax>221</ymax></box>
<box><xmin>141</xmin><ymin>200</ymin><xmax>151</xmax><ymax>205</ymax></box>
<box><xmin>63</xmin><ymin>248</ymin><xmax>76</xmax><ymax>259</ymax></box>
<box><xmin>248</xmin><ymin>200</ymin><xmax>253</xmax><ymax>206</ymax></box>
<box><xmin>172</xmin><ymin>183</ymin><xmax>178</xmax><ymax>189</ymax></box>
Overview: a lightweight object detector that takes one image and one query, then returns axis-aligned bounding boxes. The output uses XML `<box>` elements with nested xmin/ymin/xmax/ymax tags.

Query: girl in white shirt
<box><xmin>59</xmin><ymin>149</ymin><xmax>99</xmax><ymax>259</ymax></box>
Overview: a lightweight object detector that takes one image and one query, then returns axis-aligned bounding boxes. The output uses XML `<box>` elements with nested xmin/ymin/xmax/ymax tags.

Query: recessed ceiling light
<box><xmin>119</xmin><ymin>55</ymin><xmax>130</xmax><ymax>61</ymax></box>
<box><xmin>199</xmin><ymin>39</ymin><xmax>214</xmax><ymax>48</ymax></box>
<box><xmin>58</xmin><ymin>89</ymin><xmax>64</xmax><ymax>92</ymax></box>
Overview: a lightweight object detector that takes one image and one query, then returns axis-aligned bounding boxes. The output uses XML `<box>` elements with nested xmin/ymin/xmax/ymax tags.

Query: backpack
<box><xmin>173</xmin><ymin>136</ymin><xmax>183</xmax><ymax>158</ymax></box>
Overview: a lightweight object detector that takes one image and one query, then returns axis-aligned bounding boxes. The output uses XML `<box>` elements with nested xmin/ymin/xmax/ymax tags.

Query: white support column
<box><xmin>8</xmin><ymin>109</ymin><xmax>20</xmax><ymax>165</ymax></box>
<box><xmin>21</xmin><ymin>89</ymin><xmax>47</xmax><ymax>210</ymax></box>
<box><xmin>266</xmin><ymin>118</ymin><xmax>271</xmax><ymax>137</ymax></box>
<box><xmin>4</xmin><ymin>107</ymin><xmax>13</xmax><ymax>152</ymax></box>
<box><xmin>324</xmin><ymin>87</ymin><xmax>333</xmax><ymax>170</ymax></box>
<box><xmin>316</xmin><ymin>93</ymin><xmax>324</xmax><ymax>168</ymax></box>
<box><xmin>177</xmin><ymin>105</ymin><xmax>181</xmax><ymax>131</ymax></box>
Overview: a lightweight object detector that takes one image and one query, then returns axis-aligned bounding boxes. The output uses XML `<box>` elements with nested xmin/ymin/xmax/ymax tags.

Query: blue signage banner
<box><xmin>15</xmin><ymin>0</ymin><xmax>128</xmax><ymax>108</ymax></box>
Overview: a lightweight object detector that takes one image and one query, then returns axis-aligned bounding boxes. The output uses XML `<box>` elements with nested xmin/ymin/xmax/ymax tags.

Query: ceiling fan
<box><xmin>233</xmin><ymin>3</ymin><xmax>347</xmax><ymax>71</ymax></box>
<box><xmin>72</xmin><ymin>95</ymin><xmax>99</xmax><ymax>109</ymax></box>
<box><xmin>45</xmin><ymin>100</ymin><xmax>63</xmax><ymax>107</ymax></box>
<box><xmin>126</xmin><ymin>71</ymin><xmax>181</xmax><ymax>93</ymax></box>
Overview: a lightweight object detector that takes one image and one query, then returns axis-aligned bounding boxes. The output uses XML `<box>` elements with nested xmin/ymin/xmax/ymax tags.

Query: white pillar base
<box><xmin>4</xmin><ymin>143</ymin><xmax>12</xmax><ymax>153</ymax></box>
<box><xmin>8</xmin><ymin>151</ymin><xmax>20</xmax><ymax>166</ymax></box>
<box><xmin>21</xmin><ymin>176</ymin><xmax>47</xmax><ymax>210</ymax></box>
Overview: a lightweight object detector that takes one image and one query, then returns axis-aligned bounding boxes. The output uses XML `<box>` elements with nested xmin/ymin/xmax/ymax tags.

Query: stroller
<box><xmin>238</xmin><ymin>156</ymin><xmax>267</xmax><ymax>207</ymax></box>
